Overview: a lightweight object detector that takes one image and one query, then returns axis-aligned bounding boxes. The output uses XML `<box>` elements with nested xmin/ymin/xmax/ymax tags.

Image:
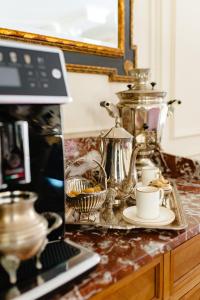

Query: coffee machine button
<box><xmin>40</xmin><ymin>71</ymin><xmax>47</xmax><ymax>77</ymax></box>
<box><xmin>43</xmin><ymin>83</ymin><xmax>48</xmax><ymax>88</ymax></box>
<box><xmin>9</xmin><ymin>52</ymin><xmax>17</xmax><ymax>63</ymax></box>
<box><xmin>24</xmin><ymin>54</ymin><xmax>31</xmax><ymax>64</ymax></box>
<box><xmin>27</xmin><ymin>70</ymin><xmax>34</xmax><ymax>76</ymax></box>
<box><xmin>52</xmin><ymin>68</ymin><xmax>61</xmax><ymax>79</ymax></box>
<box><xmin>29</xmin><ymin>82</ymin><xmax>36</xmax><ymax>88</ymax></box>
<box><xmin>37</xmin><ymin>56</ymin><xmax>44</xmax><ymax>64</ymax></box>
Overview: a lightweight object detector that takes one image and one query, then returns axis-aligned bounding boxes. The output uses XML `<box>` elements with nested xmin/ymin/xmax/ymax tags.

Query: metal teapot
<box><xmin>100</xmin><ymin>119</ymin><xmax>144</xmax><ymax>200</ymax></box>
<box><xmin>0</xmin><ymin>191</ymin><xmax>62</xmax><ymax>284</ymax></box>
<box><xmin>100</xmin><ymin>68</ymin><xmax>181</xmax><ymax>170</ymax></box>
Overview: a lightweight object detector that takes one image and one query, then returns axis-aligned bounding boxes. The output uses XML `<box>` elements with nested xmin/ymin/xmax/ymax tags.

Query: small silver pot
<box><xmin>0</xmin><ymin>190</ymin><xmax>62</xmax><ymax>284</ymax></box>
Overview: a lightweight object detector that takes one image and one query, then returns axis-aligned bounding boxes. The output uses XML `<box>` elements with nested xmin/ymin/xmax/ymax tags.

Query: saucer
<box><xmin>122</xmin><ymin>206</ymin><xmax>175</xmax><ymax>226</ymax></box>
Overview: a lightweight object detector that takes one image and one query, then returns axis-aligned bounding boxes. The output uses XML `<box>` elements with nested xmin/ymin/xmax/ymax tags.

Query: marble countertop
<box><xmin>46</xmin><ymin>177</ymin><xmax>200</xmax><ymax>300</ymax></box>
<box><xmin>48</xmin><ymin>139</ymin><xmax>200</xmax><ymax>300</ymax></box>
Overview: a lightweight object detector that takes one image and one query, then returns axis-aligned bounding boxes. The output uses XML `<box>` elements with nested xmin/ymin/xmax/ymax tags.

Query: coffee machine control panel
<box><xmin>0</xmin><ymin>40</ymin><xmax>72</xmax><ymax>103</ymax></box>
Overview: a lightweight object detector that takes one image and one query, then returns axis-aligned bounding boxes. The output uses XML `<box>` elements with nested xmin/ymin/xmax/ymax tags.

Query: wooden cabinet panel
<box><xmin>91</xmin><ymin>256</ymin><xmax>163</xmax><ymax>300</ymax></box>
<box><xmin>104</xmin><ymin>268</ymin><xmax>155</xmax><ymax>300</ymax></box>
<box><xmin>172</xmin><ymin>235</ymin><xmax>200</xmax><ymax>283</ymax></box>
<box><xmin>169</xmin><ymin>235</ymin><xmax>200</xmax><ymax>299</ymax></box>
<box><xmin>90</xmin><ymin>235</ymin><xmax>200</xmax><ymax>300</ymax></box>
<box><xmin>180</xmin><ymin>282</ymin><xmax>200</xmax><ymax>300</ymax></box>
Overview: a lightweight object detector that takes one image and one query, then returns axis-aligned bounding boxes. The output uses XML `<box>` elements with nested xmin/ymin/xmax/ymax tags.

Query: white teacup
<box><xmin>136</xmin><ymin>186</ymin><xmax>164</xmax><ymax>219</ymax></box>
<box><xmin>141</xmin><ymin>166</ymin><xmax>160</xmax><ymax>186</ymax></box>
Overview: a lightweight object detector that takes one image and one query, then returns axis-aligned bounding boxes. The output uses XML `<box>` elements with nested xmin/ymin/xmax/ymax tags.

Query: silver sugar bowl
<box><xmin>0</xmin><ymin>191</ymin><xmax>62</xmax><ymax>284</ymax></box>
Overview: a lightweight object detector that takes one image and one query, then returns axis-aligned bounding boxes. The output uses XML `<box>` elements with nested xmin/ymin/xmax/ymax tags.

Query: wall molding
<box><xmin>171</xmin><ymin>0</ymin><xmax>200</xmax><ymax>139</ymax></box>
<box><xmin>173</xmin><ymin>128</ymin><xmax>200</xmax><ymax>139</ymax></box>
<box><xmin>153</xmin><ymin>0</ymin><xmax>200</xmax><ymax>141</ymax></box>
<box><xmin>147</xmin><ymin>0</ymin><xmax>200</xmax><ymax>158</ymax></box>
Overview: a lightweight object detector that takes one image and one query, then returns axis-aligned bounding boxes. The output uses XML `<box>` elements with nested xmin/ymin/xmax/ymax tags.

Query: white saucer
<box><xmin>122</xmin><ymin>206</ymin><xmax>175</xmax><ymax>226</ymax></box>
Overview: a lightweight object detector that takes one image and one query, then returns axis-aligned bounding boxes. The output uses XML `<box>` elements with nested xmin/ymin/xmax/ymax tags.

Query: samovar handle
<box><xmin>167</xmin><ymin>99</ymin><xmax>182</xmax><ymax>116</ymax></box>
<box><xmin>100</xmin><ymin>101</ymin><xmax>120</xmax><ymax>125</ymax></box>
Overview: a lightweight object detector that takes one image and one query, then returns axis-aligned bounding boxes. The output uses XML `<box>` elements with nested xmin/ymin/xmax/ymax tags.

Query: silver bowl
<box><xmin>65</xmin><ymin>177</ymin><xmax>107</xmax><ymax>213</ymax></box>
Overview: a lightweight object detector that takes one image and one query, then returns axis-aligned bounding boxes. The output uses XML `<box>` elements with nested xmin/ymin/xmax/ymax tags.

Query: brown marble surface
<box><xmin>48</xmin><ymin>138</ymin><xmax>200</xmax><ymax>300</ymax></box>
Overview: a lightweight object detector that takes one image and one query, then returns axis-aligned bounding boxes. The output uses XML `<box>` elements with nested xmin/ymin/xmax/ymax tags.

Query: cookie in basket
<box><xmin>65</xmin><ymin>177</ymin><xmax>107</xmax><ymax>214</ymax></box>
<box><xmin>67</xmin><ymin>185</ymin><xmax>102</xmax><ymax>197</ymax></box>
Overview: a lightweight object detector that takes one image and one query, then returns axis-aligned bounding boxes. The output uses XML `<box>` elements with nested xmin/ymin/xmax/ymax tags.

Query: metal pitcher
<box><xmin>100</xmin><ymin>119</ymin><xmax>144</xmax><ymax>201</ymax></box>
<box><xmin>0</xmin><ymin>191</ymin><xmax>62</xmax><ymax>284</ymax></box>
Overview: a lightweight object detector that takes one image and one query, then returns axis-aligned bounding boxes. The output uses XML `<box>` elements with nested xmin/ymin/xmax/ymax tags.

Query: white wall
<box><xmin>63</xmin><ymin>73</ymin><xmax>126</xmax><ymax>135</ymax></box>
<box><xmin>64</xmin><ymin>0</ymin><xmax>200</xmax><ymax>160</ymax></box>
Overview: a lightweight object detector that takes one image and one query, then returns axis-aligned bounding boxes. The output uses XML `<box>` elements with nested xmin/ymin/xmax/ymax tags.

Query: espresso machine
<box><xmin>0</xmin><ymin>40</ymin><xmax>100</xmax><ymax>300</ymax></box>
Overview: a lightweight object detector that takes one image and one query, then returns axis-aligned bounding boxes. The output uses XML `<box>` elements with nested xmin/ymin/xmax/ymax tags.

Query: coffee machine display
<box><xmin>0</xmin><ymin>40</ymin><xmax>100</xmax><ymax>300</ymax></box>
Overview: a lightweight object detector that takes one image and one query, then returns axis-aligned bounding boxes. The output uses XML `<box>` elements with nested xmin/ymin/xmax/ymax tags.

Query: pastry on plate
<box><xmin>149</xmin><ymin>176</ymin><xmax>172</xmax><ymax>192</ymax></box>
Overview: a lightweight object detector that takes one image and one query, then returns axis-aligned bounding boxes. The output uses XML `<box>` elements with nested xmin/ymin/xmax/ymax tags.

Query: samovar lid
<box><xmin>102</xmin><ymin>122</ymin><xmax>133</xmax><ymax>139</ymax></box>
<box><xmin>117</xmin><ymin>68</ymin><xmax>167</xmax><ymax>100</ymax></box>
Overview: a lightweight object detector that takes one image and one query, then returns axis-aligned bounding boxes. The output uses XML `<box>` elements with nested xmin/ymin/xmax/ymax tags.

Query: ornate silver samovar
<box><xmin>100</xmin><ymin>68</ymin><xmax>181</xmax><ymax>171</ymax></box>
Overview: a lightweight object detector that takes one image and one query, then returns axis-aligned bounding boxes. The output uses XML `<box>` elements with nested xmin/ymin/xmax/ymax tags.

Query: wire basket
<box><xmin>65</xmin><ymin>159</ymin><xmax>107</xmax><ymax>216</ymax></box>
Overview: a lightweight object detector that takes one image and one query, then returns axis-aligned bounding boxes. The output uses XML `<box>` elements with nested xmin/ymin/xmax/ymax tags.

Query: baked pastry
<box><xmin>149</xmin><ymin>176</ymin><xmax>171</xmax><ymax>190</ymax></box>
<box><xmin>67</xmin><ymin>185</ymin><xmax>101</xmax><ymax>197</ymax></box>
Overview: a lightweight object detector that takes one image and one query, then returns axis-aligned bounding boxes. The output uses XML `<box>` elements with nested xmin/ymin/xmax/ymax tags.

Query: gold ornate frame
<box><xmin>0</xmin><ymin>0</ymin><xmax>137</xmax><ymax>82</ymax></box>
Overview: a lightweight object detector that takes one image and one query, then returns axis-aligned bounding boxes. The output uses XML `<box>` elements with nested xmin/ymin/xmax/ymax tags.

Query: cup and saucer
<box><xmin>123</xmin><ymin>206</ymin><xmax>175</xmax><ymax>226</ymax></box>
<box><xmin>122</xmin><ymin>186</ymin><xmax>175</xmax><ymax>227</ymax></box>
<box><xmin>139</xmin><ymin>166</ymin><xmax>173</xmax><ymax>204</ymax></box>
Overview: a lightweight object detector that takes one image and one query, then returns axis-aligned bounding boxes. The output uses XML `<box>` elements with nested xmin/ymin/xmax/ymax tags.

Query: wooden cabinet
<box><xmin>91</xmin><ymin>235</ymin><xmax>200</xmax><ymax>300</ymax></box>
<box><xmin>180</xmin><ymin>283</ymin><xmax>200</xmax><ymax>300</ymax></box>
<box><xmin>169</xmin><ymin>234</ymin><xmax>200</xmax><ymax>299</ymax></box>
<box><xmin>91</xmin><ymin>256</ymin><xmax>163</xmax><ymax>300</ymax></box>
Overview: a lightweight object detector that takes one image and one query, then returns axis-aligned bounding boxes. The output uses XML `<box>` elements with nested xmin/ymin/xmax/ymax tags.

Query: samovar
<box><xmin>100</xmin><ymin>68</ymin><xmax>181</xmax><ymax>171</ymax></box>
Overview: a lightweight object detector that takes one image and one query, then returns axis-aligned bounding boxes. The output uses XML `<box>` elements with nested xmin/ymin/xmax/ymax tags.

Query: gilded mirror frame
<box><xmin>0</xmin><ymin>0</ymin><xmax>136</xmax><ymax>82</ymax></box>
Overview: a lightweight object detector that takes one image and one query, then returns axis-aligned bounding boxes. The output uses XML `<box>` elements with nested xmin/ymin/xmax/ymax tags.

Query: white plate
<box><xmin>122</xmin><ymin>206</ymin><xmax>175</xmax><ymax>226</ymax></box>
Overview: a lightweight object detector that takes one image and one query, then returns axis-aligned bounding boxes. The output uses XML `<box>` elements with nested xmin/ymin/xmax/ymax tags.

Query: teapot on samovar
<box><xmin>100</xmin><ymin>68</ymin><xmax>181</xmax><ymax>172</ymax></box>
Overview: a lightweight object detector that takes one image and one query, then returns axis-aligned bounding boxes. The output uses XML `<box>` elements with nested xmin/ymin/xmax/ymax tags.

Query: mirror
<box><xmin>0</xmin><ymin>0</ymin><xmax>136</xmax><ymax>82</ymax></box>
<box><xmin>0</xmin><ymin>0</ymin><xmax>119</xmax><ymax>49</ymax></box>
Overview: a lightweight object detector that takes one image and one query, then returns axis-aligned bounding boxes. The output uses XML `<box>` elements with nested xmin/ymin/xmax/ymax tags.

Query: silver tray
<box><xmin>65</xmin><ymin>180</ymin><xmax>188</xmax><ymax>230</ymax></box>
